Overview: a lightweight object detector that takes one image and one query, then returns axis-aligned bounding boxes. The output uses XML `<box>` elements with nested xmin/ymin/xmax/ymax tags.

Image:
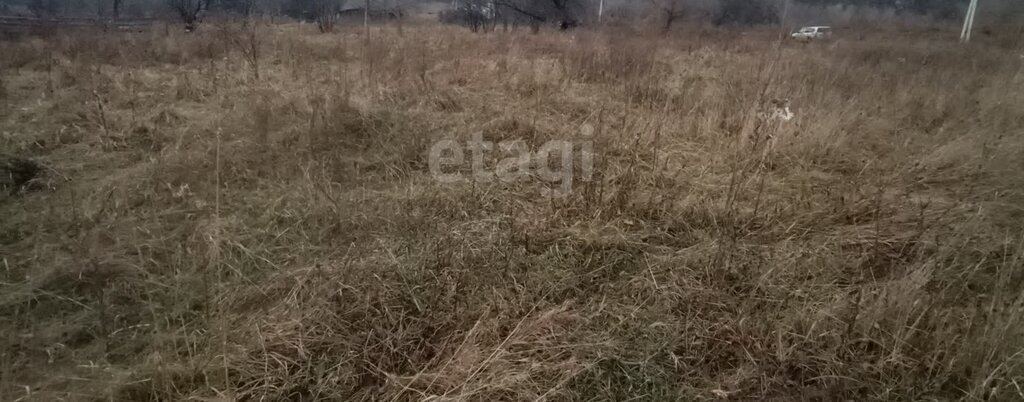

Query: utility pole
<box><xmin>365</xmin><ymin>0</ymin><xmax>371</xmax><ymax>43</ymax></box>
<box><xmin>960</xmin><ymin>0</ymin><xmax>978</xmax><ymax>43</ymax></box>
<box><xmin>598</xmin><ymin>0</ymin><xmax>604</xmax><ymax>23</ymax></box>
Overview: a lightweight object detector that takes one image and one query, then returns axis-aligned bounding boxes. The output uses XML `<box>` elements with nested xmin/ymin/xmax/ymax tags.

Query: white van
<box><xmin>791</xmin><ymin>26</ymin><xmax>832</xmax><ymax>41</ymax></box>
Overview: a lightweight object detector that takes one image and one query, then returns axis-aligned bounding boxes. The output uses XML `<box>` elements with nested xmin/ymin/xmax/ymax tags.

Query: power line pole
<box><xmin>598</xmin><ymin>0</ymin><xmax>604</xmax><ymax>23</ymax></box>
<box><xmin>961</xmin><ymin>0</ymin><xmax>978</xmax><ymax>43</ymax></box>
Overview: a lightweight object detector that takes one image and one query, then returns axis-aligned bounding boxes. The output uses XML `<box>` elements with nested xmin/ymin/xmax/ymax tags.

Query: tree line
<box><xmin>440</xmin><ymin>0</ymin><xmax>980</xmax><ymax>33</ymax></box>
<box><xmin>0</xmin><ymin>0</ymin><xmax>983</xmax><ymax>31</ymax></box>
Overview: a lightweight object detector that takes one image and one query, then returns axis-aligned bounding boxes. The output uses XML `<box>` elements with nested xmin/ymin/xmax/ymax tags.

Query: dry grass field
<box><xmin>1</xmin><ymin>20</ymin><xmax>1024</xmax><ymax>401</ymax></box>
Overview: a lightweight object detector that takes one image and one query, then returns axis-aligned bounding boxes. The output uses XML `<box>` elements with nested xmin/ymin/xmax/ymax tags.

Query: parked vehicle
<box><xmin>792</xmin><ymin>26</ymin><xmax>832</xmax><ymax>41</ymax></box>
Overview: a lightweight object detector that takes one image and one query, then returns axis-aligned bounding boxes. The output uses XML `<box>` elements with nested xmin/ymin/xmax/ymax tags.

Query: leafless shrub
<box><xmin>166</xmin><ymin>0</ymin><xmax>210</xmax><ymax>32</ymax></box>
<box><xmin>648</xmin><ymin>0</ymin><xmax>687</xmax><ymax>33</ymax></box>
<box><xmin>221</xmin><ymin>18</ymin><xmax>264</xmax><ymax>80</ymax></box>
<box><xmin>312</xmin><ymin>0</ymin><xmax>339</xmax><ymax>33</ymax></box>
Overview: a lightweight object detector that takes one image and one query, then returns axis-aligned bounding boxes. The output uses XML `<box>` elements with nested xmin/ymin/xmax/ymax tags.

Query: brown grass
<box><xmin>1</xmin><ymin>20</ymin><xmax>1023</xmax><ymax>401</ymax></box>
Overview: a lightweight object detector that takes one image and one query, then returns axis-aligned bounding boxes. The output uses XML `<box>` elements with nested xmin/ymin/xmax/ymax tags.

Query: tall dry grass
<box><xmin>1</xmin><ymin>20</ymin><xmax>1023</xmax><ymax>401</ymax></box>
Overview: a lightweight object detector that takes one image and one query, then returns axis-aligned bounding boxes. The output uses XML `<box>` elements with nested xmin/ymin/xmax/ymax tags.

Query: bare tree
<box><xmin>223</xmin><ymin>17</ymin><xmax>264</xmax><ymax>80</ymax></box>
<box><xmin>493</xmin><ymin>0</ymin><xmax>587</xmax><ymax>31</ymax></box>
<box><xmin>312</xmin><ymin>0</ymin><xmax>339</xmax><ymax>32</ymax></box>
<box><xmin>382</xmin><ymin>0</ymin><xmax>409</xmax><ymax>35</ymax></box>
<box><xmin>440</xmin><ymin>0</ymin><xmax>586</xmax><ymax>33</ymax></box>
<box><xmin>450</xmin><ymin>0</ymin><xmax>495</xmax><ymax>32</ymax></box>
<box><xmin>167</xmin><ymin>0</ymin><xmax>208</xmax><ymax>31</ymax></box>
<box><xmin>649</xmin><ymin>0</ymin><xmax>685</xmax><ymax>33</ymax></box>
<box><xmin>493</xmin><ymin>0</ymin><xmax>547</xmax><ymax>33</ymax></box>
<box><xmin>494</xmin><ymin>0</ymin><xmax>551</xmax><ymax>23</ymax></box>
